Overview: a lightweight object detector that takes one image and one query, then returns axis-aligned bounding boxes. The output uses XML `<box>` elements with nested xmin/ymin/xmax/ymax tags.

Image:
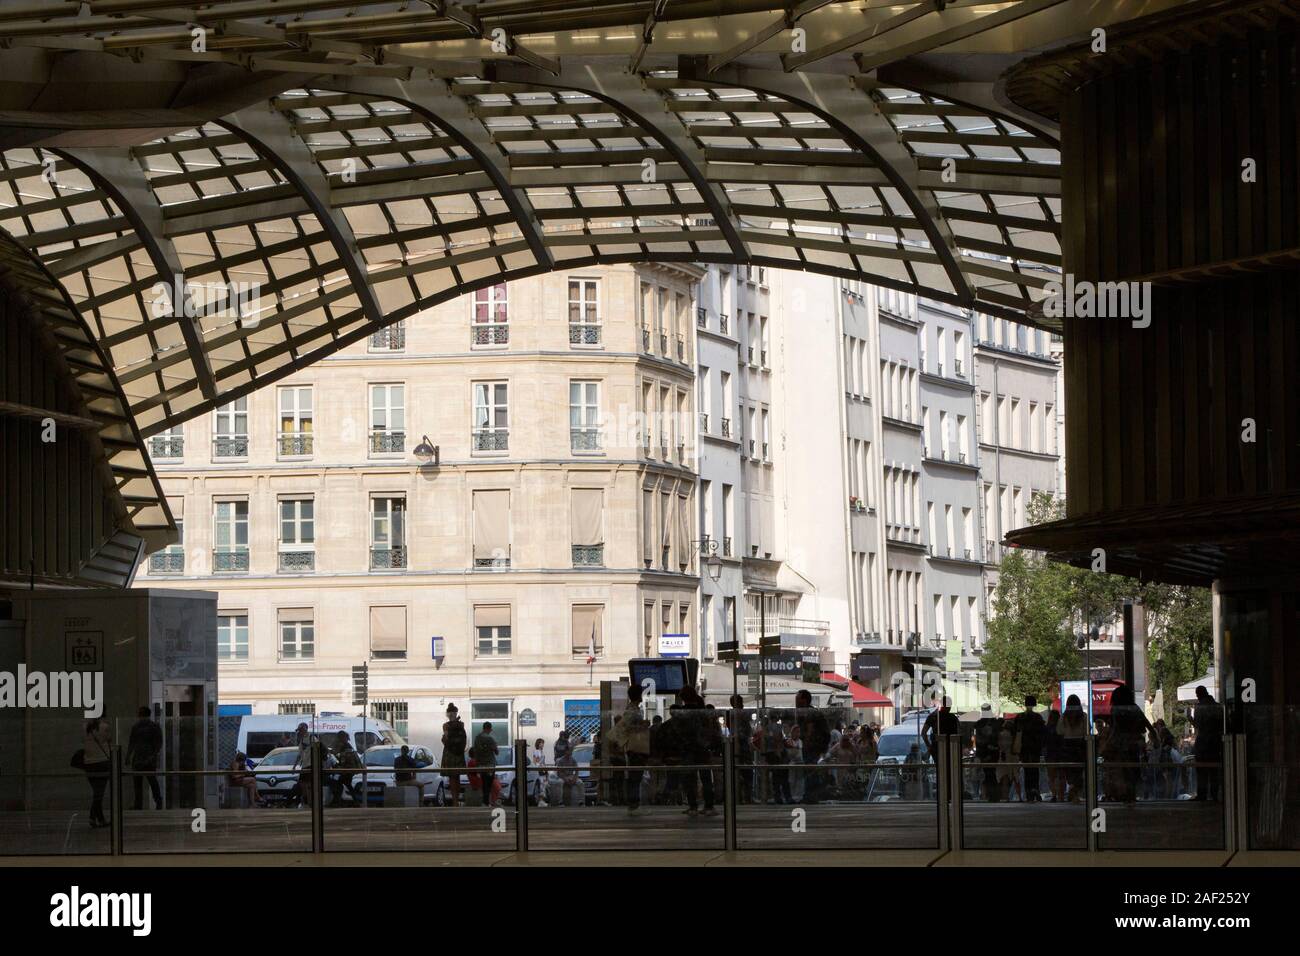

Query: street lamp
<box><xmin>693</xmin><ymin>538</ymin><xmax>723</xmax><ymax>583</ymax></box>
<box><xmin>412</xmin><ymin>435</ymin><xmax>439</xmax><ymax>465</ymax></box>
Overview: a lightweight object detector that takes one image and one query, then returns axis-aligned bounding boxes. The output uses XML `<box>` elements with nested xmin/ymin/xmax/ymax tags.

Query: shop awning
<box><xmin>821</xmin><ymin>673</ymin><xmax>894</xmax><ymax>708</ymax></box>
<box><xmin>1052</xmin><ymin>680</ymin><xmax>1123</xmax><ymax>717</ymax></box>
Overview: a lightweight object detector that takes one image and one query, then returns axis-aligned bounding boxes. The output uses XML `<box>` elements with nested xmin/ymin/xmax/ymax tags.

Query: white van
<box><xmin>235</xmin><ymin>713</ymin><xmax>404</xmax><ymax>763</ymax></box>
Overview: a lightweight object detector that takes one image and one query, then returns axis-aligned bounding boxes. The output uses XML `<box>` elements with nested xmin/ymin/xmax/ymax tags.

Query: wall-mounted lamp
<box><xmin>413</xmin><ymin>435</ymin><xmax>439</xmax><ymax>467</ymax></box>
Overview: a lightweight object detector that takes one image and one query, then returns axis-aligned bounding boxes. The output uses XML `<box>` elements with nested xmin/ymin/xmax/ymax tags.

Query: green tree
<box><xmin>983</xmin><ymin>493</ymin><xmax>1212</xmax><ymax>717</ymax></box>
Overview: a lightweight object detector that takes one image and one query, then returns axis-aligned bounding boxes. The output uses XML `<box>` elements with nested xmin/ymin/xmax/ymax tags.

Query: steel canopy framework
<box><xmin>0</xmin><ymin>0</ymin><xmax>1104</xmax><ymax>440</ymax></box>
<box><xmin>0</xmin><ymin>0</ymin><xmax>1218</xmax><ymax>571</ymax></box>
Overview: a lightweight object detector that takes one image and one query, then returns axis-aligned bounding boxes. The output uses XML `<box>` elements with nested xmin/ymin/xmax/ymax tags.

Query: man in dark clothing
<box><xmin>728</xmin><ymin>694</ymin><xmax>754</xmax><ymax>804</ymax></box>
<box><xmin>921</xmin><ymin>697</ymin><xmax>962</xmax><ymax>763</ymax></box>
<box><xmin>795</xmin><ymin>689</ymin><xmax>831</xmax><ymax>803</ymax></box>
<box><xmin>1191</xmin><ymin>686</ymin><xmax>1223</xmax><ymax>801</ymax></box>
<box><xmin>126</xmin><ymin>706</ymin><xmax>163</xmax><ymax>810</ymax></box>
<box><xmin>1014</xmin><ymin>696</ymin><xmax>1046</xmax><ymax>801</ymax></box>
<box><xmin>973</xmin><ymin>703</ymin><xmax>1003</xmax><ymax>802</ymax></box>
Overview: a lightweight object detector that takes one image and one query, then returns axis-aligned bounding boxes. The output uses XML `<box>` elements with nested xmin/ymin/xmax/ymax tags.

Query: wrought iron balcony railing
<box><xmin>213</xmin><ymin>548</ymin><xmax>249</xmax><ymax>572</ymax></box>
<box><xmin>212</xmin><ymin>435</ymin><xmax>248</xmax><ymax>459</ymax></box>
<box><xmin>719</xmin><ymin>313</ymin><xmax>728</xmax><ymax>334</ymax></box>
<box><xmin>641</xmin><ymin>328</ymin><xmax>650</xmax><ymax>352</ymax></box>
<box><xmin>659</xmin><ymin>332</ymin><xmax>668</xmax><ymax>353</ymax></box>
<box><xmin>696</xmin><ymin>307</ymin><xmax>706</xmax><ymax>328</ymax></box>
<box><xmin>370</xmin><ymin>430</ymin><xmax>405</xmax><ymax>454</ymax></box>
<box><xmin>150</xmin><ymin>436</ymin><xmax>183</xmax><ymax>459</ymax></box>
<box><xmin>278</xmin><ymin>432</ymin><xmax>312</xmax><ymax>457</ymax></box>
<box><xmin>472</xmin><ymin>324</ymin><xmax>509</xmax><ymax>346</ymax></box>
<box><xmin>722</xmin><ymin>536</ymin><xmax>733</xmax><ymax>556</ymax></box>
<box><xmin>472</xmin><ymin>429</ymin><xmax>509</xmax><ymax>451</ymax></box>
<box><xmin>474</xmin><ymin>556</ymin><xmax>510</xmax><ymax>569</ymax></box>
<box><xmin>676</xmin><ymin>334</ymin><xmax>685</xmax><ymax>360</ymax></box>
<box><xmin>571</xmin><ymin>427</ymin><xmax>601</xmax><ymax>452</ymax></box>
<box><xmin>278</xmin><ymin>550</ymin><xmax>315</xmax><ymax>572</ymax></box>
<box><xmin>721</xmin><ymin>417</ymin><xmax>732</xmax><ymax>438</ymax></box>
<box><xmin>570</xmin><ymin>324</ymin><xmax>601</xmax><ymax>346</ymax></box>
<box><xmin>370</xmin><ymin>546</ymin><xmax>408</xmax><ymax>570</ymax></box>
<box><xmin>149</xmin><ymin>551</ymin><xmax>184</xmax><ymax>574</ymax></box>
<box><xmin>572</xmin><ymin>544</ymin><xmax>604</xmax><ymax>567</ymax></box>
<box><xmin>700</xmin><ymin>413</ymin><xmax>709</xmax><ymax>432</ymax></box>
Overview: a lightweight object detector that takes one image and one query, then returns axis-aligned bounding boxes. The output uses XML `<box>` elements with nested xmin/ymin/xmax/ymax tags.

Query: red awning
<box><xmin>821</xmin><ymin>673</ymin><xmax>894</xmax><ymax>708</ymax></box>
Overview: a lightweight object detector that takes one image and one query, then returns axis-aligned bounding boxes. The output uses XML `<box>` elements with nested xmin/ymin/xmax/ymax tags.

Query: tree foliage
<box><xmin>981</xmin><ymin>493</ymin><xmax>1213</xmax><ymax>717</ymax></box>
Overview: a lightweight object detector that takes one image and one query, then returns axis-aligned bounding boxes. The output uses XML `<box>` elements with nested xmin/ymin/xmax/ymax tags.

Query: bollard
<box><xmin>1085</xmin><ymin>735</ymin><xmax>1098</xmax><ymax>852</ymax></box>
<box><xmin>311</xmin><ymin>740</ymin><xmax>324</xmax><ymax>853</ymax></box>
<box><xmin>110</xmin><ymin>744</ymin><xmax>124</xmax><ymax>856</ymax></box>
<box><xmin>515</xmin><ymin>740</ymin><xmax>529</xmax><ymax>853</ymax></box>
<box><xmin>722</xmin><ymin>736</ymin><xmax>737</xmax><ymax>852</ymax></box>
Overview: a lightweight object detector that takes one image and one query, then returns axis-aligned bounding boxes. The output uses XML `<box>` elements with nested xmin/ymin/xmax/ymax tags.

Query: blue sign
<box><xmin>564</xmin><ymin>699</ymin><xmax>600</xmax><ymax>717</ymax></box>
<box><xmin>431</xmin><ymin>636</ymin><xmax>445</xmax><ymax>660</ymax></box>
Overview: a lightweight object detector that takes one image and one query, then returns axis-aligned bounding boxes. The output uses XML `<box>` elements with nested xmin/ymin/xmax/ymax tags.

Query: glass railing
<box><xmin>0</xmin><ymin>706</ymin><xmax>1290</xmax><ymax>857</ymax></box>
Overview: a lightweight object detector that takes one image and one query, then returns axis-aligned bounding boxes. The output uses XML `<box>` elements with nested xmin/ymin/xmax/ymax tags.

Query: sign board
<box><xmin>65</xmin><ymin>631</ymin><xmax>103</xmax><ymax>671</ymax></box>
<box><xmin>351</xmin><ymin>665</ymin><xmax>368</xmax><ymax>707</ymax></box>
<box><xmin>1060</xmin><ymin>679</ymin><xmax>1093</xmax><ymax>726</ymax></box>
<box><xmin>946</xmin><ymin>637</ymin><xmax>963</xmax><ymax>673</ymax></box>
<box><xmin>736</xmin><ymin>652</ymin><xmax>817</xmax><ymax>676</ymax></box>
<box><xmin>519</xmin><ymin>708</ymin><xmax>537</xmax><ymax>727</ymax></box>
<box><xmin>431</xmin><ymin>636</ymin><xmax>445</xmax><ymax>662</ymax></box>
<box><xmin>658</xmin><ymin>633</ymin><xmax>690</xmax><ymax>658</ymax></box>
<box><xmin>852</xmin><ymin>654</ymin><xmax>881</xmax><ymax>682</ymax></box>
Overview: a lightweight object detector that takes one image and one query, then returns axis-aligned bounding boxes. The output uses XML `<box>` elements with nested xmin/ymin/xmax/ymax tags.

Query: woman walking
<box><xmin>82</xmin><ymin>719</ymin><xmax>113</xmax><ymax>828</ymax></box>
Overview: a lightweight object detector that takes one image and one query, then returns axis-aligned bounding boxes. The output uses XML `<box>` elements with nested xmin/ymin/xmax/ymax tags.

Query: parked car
<box><xmin>253</xmin><ymin>747</ymin><xmax>309</xmax><ymax>804</ymax></box>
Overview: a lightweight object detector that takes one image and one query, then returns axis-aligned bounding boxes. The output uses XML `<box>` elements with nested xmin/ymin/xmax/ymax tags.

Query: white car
<box><xmin>355</xmin><ymin>745</ymin><xmax>522</xmax><ymax>806</ymax></box>
<box><xmin>251</xmin><ymin>746</ymin><xmax>330</xmax><ymax>804</ymax></box>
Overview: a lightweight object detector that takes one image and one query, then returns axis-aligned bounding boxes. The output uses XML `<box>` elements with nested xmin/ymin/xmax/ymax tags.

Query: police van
<box><xmin>234</xmin><ymin>713</ymin><xmax>404</xmax><ymax>764</ymax></box>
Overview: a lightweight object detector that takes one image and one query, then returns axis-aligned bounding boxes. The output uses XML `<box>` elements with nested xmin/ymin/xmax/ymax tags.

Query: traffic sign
<box><xmin>351</xmin><ymin>664</ymin><xmax>368</xmax><ymax>707</ymax></box>
<box><xmin>759</xmin><ymin>634</ymin><xmax>782</xmax><ymax>657</ymax></box>
<box><xmin>717</xmin><ymin>640</ymin><xmax>740</xmax><ymax>662</ymax></box>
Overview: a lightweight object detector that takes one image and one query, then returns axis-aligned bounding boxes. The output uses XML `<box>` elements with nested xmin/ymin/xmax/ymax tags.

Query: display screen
<box><xmin>628</xmin><ymin>658</ymin><xmax>691</xmax><ymax>695</ymax></box>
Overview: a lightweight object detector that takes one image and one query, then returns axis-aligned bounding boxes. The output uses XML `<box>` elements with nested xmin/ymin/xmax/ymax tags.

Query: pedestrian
<box><xmin>288</xmin><ymin>722</ymin><xmax>312</xmax><ymax>808</ymax></box>
<box><xmin>471</xmin><ymin>722</ymin><xmax>499</xmax><ymax>807</ymax></box>
<box><xmin>1105</xmin><ymin>684</ymin><xmax>1155</xmax><ymax>804</ymax></box>
<box><xmin>1014</xmin><ymin>695</ymin><xmax>1046</xmax><ymax>801</ymax></box>
<box><xmin>394</xmin><ymin>744</ymin><xmax>426</xmax><ymax>802</ymax></box>
<box><xmin>1191</xmin><ymin>686</ymin><xmax>1223</xmax><ymax>801</ymax></box>
<box><xmin>728</xmin><ymin>694</ymin><xmax>754</xmax><ymax>804</ymax></box>
<box><xmin>227</xmin><ymin>751</ymin><xmax>264</xmax><ymax>807</ymax></box>
<box><xmin>973</xmin><ymin>703</ymin><xmax>1001</xmax><ymax>802</ymax></box>
<box><xmin>1058</xmin><ymin>694</ymin><xmax>1088</xmax><ymax>802</ymax></box>
<box><xmin>331</xmin><ymin>731</ymin><xmax>363</xmax><ymax>806</ymax></box>
<box><xmin>997</xmin><ymin>719</ymin><xmax>1019</xmax><ymax>801</ymax></box>
<box><xmin>441</xmin><ymin>703</ymin><xmax>468</xmax><ymax>807</ymax></box>
<box><xmin>616</xmin><ymin>685</ymin><xmax>652</xmax><ymax>815</ymax></box>
<box><xmin>1043</xmin><ymin>708</ymin><xmax>1065</xmax><ymax>802</ymax></box>
<box><xmin>126</xmin><ymin>705</ymin><xmax>163</xmax><ymax>811</ymax></box>
<box><xmin>80</xmin><ymin>719</ymin><xmax>112</xmax><ymax>828</ymax></box>
<box><xmin>530</xmin><ymin>738</ymin><xmax>548</xmax><ymax>804</ymax></box>
<box><xmin>761</xmin><ymin>715</ymin><xmax>791</xmax><ymax>804</ymax></box>
<box><xmin>795</xmin><ymin>689</ymin><xmax>831</xmax><ymax>803</ymax></box>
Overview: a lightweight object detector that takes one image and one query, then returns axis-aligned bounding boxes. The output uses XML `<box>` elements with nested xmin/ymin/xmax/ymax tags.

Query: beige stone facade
<box><xmin>144</xmin><ymin>264</ymin><xmax>701</xmax><ymax>747</ymax></box>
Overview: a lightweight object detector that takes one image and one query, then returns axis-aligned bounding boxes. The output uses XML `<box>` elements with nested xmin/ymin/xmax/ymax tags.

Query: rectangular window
<box><xmin>569</xmin><ymin>380</ymin><xmax>601</xmax><ymax>452</ymax></box>
<box><xmin>370</xmin><ymin>383</ymin><xmax>405</xmax><ymax>454</ymax></box>
<box><xmin>568</xmin><ymin>278</ymin><xmax>601</xmax><ymax>346</ymax></box>
<box><xmin>571</xmin><ymin>488</ymin><xmax>604</xmax><ymax>567</ymax></box>
<box><xmin>213</xmin><ymin>499</ymin><xmax>249</xmax><ymax>572</ymax></box>
<box><xmin>472</xmin><ymin>282</ymin><xmax>509</xmax><ymax>346</ymax></box>
<box><xmin>370</xmin><ymin>606</ymin><xmax>408</xmax><ymax>660</ymax></box>
<box><xmin>278</xmin><ymin>609</ymin><xmax>315</xmax><ymax>661</ymax></box>
<box><xmin>371</xmin><ymin>700</ymin><xmax>409</xmax><ymax>739</ymax></box>
<box><xmin>472</xmin><ymin>381</ymin><xmax>509</xmax><ymax>451</ymax></box>
<box><xmin>572</xmin><ymin>604</ymin><xmax>604</xmax><ymax>658</ymax></box>
<box><xmin>278</xmin><ymin>386</ymin><xmax>313</xmax><ymax>457</ymax></box>
<box><xmin>149</xmin><ymin>424</ymin><xmax>185</xmax><ymax>461</ymax></box>
<box><xmin>473</xmin><ymin>489</ymin><xmax>511</xmax><ymax>568</ymax></box>
<box><xmin>470</xmin><ymin>701</ymin><xmax>512</xmax><ymax>752</ymax></box>
<box><xmin>217</xmin><ymin>612</ymin><xmax>249</xmax><ymax>662</ymax></box>
<box><xmin>370</xmin><ymin>496</ymin><xmax>407</xmax><ymax>569</ymax></box>
<box><xmin>474</xmin><ymin>605</ymin><xmax>512</xmax><ymax>657</ymax></box>
<box><xmin>212</xmin><ymin>397</ymin><xmax>248</xmax><ymax>458</ymax></box>
<box><xmin>278</xmin><ymin>497</ymin><xmax>315</xmax><ymax>572</ymax></box>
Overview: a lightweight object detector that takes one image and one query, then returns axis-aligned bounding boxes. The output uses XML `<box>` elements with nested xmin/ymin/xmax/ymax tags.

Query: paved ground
<box><xmin>0</xmin><ymin>800</ymin><xmax>1231</xmax><ymax>856</ymax></box>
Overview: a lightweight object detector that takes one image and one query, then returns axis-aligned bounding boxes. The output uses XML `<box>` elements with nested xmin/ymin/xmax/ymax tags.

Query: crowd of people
<box><xmin>163</xmin><ymin>684</ymin><xmax>1224</xmax><ymax>820</ymax></box>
